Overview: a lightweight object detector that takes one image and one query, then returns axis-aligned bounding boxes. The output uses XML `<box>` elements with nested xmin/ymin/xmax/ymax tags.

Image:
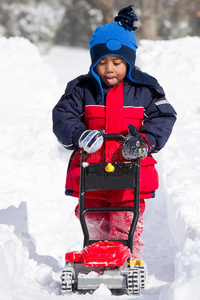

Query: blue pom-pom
<box><xmin>114</xmin><ymin>5</ymin><xmax>138</xmax><ymax>32</ymax></box>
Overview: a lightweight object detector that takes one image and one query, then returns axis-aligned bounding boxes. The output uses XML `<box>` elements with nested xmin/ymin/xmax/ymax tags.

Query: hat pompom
<box><xmin>114</xmin><ymin>5</ymin><xmax>138</xmax><ymax>32</ymax></box>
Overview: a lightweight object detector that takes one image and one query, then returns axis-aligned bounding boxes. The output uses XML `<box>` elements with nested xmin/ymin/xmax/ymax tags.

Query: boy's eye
<box><xmin>114</xmin><ymin>62</ymin><xmax>121</xmax><ymax>66</ymax></box>
<box><xmin>99</xmin><ymin>60</ymin><xmax>105</xmax><ymax>65</ymax></box>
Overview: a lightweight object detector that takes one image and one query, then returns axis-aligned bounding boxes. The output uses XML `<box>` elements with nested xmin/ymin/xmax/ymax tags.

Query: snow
<box><xmin>0</xmin><ymin>35</ymin><xmax>200</xmax><ymax>299</ymax></box>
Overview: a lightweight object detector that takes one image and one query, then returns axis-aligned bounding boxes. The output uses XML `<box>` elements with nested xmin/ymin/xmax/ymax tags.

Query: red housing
<box><xmin>65</xmin><ymin>241</ymin><xmax>131</xmax><ymax>267</ymax></box>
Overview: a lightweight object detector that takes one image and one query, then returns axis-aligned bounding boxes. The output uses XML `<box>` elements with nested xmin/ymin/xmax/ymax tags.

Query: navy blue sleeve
<box><xmin>52</xmin><ymin>82</ymin><xmax>87</xmax><ymax>150</ymax></box>
<box><xmin>139</xmin><ymin>85</ymin><xmax>177</xmax><ymax>153</ymax></box>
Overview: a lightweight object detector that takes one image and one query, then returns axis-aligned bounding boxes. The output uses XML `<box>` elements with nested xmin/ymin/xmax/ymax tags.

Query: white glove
<box><xmin>78</xmin><ymin>130</ymin><xmax>103</xmax><ymax>153</ymax></box>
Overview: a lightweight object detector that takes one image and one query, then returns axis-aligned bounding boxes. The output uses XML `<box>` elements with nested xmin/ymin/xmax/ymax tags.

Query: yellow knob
<box><xmin>105</xmin><ymin>163</ymin><xmax>115</xmax><ymax>172</ymax></box>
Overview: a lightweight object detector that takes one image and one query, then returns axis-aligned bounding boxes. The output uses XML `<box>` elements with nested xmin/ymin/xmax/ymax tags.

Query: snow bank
<box><xmin>137</xmin><ymin>37</ymin><xmax>200</xmax><ymax>300</ymax></box>
<box><xmin>0</xmin><ymin>224</ymin><xmax>61</xmax><ymax>300</ymax></box>
<box><xmin>0</xmin><ymin>37</ymin><xmax>67</xmax><ymax>299</ymax></box>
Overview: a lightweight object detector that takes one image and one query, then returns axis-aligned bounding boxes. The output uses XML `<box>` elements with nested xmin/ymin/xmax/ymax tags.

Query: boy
<box><xmin>52</xmin><ymin>6</ymin><xmax>176</xmax><ymax>259</ymax></box>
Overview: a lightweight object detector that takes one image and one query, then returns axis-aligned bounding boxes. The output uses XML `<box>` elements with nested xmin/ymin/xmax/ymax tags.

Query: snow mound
<box><xmin>137</xmin><ymin>37</ymin><xmax>200</xmax><ymax>300</ymax></box>
<box><xmin>0</xmin><ymin>224</ymin><xmax>60</xmax><ymax>300</ymax></box>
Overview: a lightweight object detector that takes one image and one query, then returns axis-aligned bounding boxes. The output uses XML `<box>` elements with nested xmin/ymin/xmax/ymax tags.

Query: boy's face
<box><xmin>95</xmin><ymin>55</ymin><xmax>128</xmax><ymax>87</ymax></box>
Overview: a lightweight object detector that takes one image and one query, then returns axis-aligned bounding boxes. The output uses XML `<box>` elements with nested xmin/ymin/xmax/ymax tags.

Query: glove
<box><xmin>122</xmin><ymin>125</ymin><xmax>149</xmax><ymax>160</ymax></box>
<box><xmin>78</xmin><ymin>129</ymin><xmax>104</xmax><ymax>153</ymax></box>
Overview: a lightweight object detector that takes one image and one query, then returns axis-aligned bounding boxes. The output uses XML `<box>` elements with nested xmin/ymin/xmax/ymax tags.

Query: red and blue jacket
<box><xmin>53</xmin><ymin>72</ymin><xmax>176</xmax><ymax>201</ymax></box>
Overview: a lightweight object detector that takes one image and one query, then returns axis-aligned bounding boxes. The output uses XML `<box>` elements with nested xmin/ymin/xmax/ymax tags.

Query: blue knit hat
<box><xmin>89</xmin><ymin>5</ymin><xmax>157</xmax><ymax>100</ymax></box>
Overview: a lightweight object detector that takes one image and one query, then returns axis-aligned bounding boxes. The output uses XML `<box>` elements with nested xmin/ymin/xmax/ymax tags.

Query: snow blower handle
<box><xmin>79</xmin><ymin>132</ymin><xmax>141</xmax><ymax>251</ymax></box>
<box><xmin>102</xmin><ymin>133</ymin><xmax>126</xmax><ymax>141</ymax></box>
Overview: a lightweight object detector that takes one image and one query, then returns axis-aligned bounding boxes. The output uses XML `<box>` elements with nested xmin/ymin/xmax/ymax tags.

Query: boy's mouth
<box><xmin>106</xmin><ymin>77</ymin><xmax>116</xmax><ymax>86</ymax></box>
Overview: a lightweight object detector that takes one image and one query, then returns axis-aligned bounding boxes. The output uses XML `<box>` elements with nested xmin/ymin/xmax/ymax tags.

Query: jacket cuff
<box><xmin>139</xmin><ymin>133</ymin><xmax>156</xmax><ymax>153</ymax></box>
<box><xmin>72</xmin><ymin>127</ymin><xmax>86</xmax><ymax>148</ymax></box>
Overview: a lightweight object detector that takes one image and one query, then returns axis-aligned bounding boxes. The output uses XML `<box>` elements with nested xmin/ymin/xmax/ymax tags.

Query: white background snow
<box><xmin>0</xmin><ymin>35</ymin><xmax>200</xmax><ymax>300</ymax></box>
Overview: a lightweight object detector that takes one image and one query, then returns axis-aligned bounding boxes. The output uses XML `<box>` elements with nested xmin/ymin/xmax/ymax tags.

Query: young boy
<box><xmin>52</xmin><ymin>6</ymin><xmax>176</xmax><ymax>259</ymax></box>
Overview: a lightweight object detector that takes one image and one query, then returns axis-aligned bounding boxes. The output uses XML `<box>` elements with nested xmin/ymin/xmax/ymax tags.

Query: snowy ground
<box><xmin>0</xmin><ymin>35</ymin><xmax>200</xmax><ymax>300</ymax></box>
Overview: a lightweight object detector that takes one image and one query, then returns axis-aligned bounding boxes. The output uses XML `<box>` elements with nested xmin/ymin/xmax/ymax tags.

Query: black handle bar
<box><xmin>102</xmin><ymin>133</ymin><xmax>126</xmax><ymax>141</ymax></box>
<box><xmin>79</xmin><ymin>132</ymin><xmax>141</xmax><ymax>252</ymax></box>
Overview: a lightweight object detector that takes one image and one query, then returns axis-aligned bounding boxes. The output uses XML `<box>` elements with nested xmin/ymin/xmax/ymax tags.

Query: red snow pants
<box><xmin>75</xmin><ymin>198</ymin><xmax>145</xmax><ymax>259</ymax></box>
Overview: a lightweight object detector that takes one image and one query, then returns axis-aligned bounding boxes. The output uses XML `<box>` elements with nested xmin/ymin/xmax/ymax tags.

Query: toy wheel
<box><xmin>61</xmin><ymin>267</ymin><xmax>75</xmax><ymax>294</ymax></box>
<box><xmin>127</xmin><ymin>268</ymin><xmax>140</xmax><ymax>295</ymax></box>
<box><xmin>139</xmin><ymin>265</ymin><xmax>146</xmax><ymax>289</ymax></box>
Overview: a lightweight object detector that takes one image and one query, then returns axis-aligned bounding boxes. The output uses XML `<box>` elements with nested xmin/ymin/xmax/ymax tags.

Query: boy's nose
<box><xmin>106</xmin><ymin>63</ymin><xmax>113</xmax><ymax>72</ymax></box>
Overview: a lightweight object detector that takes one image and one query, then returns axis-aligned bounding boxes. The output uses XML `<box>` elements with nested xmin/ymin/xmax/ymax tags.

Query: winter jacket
<box><xmin>53</xmin><ymin>73</ymin><xmax>176</xmax><ymax>201</ymax></box>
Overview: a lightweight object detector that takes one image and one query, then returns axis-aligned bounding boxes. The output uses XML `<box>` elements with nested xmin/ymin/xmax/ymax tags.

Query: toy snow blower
<box><xmin>61</xmin><ymin>134</ymin><xmax>146</xmax><ymax>295</ymax></box>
